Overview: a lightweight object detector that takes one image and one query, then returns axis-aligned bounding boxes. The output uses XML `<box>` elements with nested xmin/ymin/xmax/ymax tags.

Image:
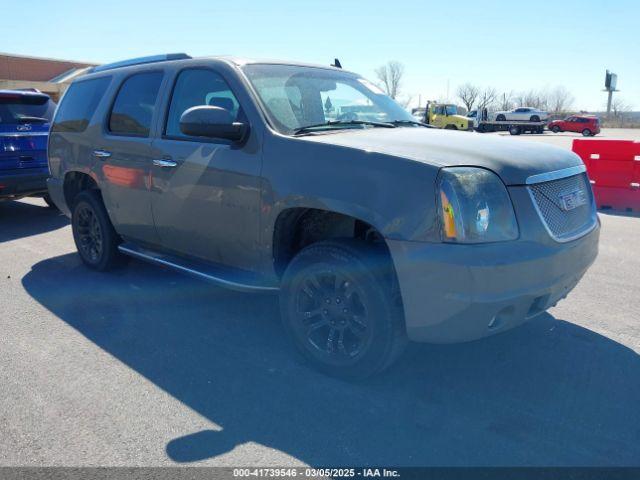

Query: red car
<box><xmin>548</xmin><ymin>115</ymin><xmax>600</xmax><ymax>136</ymax></box>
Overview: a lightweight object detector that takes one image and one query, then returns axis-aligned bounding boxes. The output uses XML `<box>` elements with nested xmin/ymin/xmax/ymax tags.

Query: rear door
<box><xmin>97</xmin><ymin>71</ymin><xmax>165</xmax><ymax>244</ymax></box>
<box><xmin>149</xmin><ymin>66</ymin><xmax>262</xmax><ymax>270</ymax></box>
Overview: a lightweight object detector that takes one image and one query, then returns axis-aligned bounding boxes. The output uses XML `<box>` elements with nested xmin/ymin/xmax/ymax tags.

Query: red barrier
<box><xmin>572</xmin><ymin>139</ymin><xmax>640</xmax><ymax>212</ymax></box>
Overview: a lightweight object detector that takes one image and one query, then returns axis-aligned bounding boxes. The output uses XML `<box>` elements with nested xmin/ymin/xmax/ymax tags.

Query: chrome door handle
<box><xmin>93</xmin><ymin>149</ymin><xmax>111</xmax><ymax>159</ymax></box>
<box><xmin>153</xmin><ymin>159</ymin><xmax>178</xmax><ymax>168</ymax></box>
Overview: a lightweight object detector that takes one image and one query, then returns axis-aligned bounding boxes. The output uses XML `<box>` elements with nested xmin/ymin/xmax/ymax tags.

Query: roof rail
<box><xmin>89</xmin><ymin>53</ymin><xmax>191</xmax><ymax>74</ymax></box>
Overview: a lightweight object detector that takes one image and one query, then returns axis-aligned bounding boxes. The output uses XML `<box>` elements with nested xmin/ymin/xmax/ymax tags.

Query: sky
<box><xmin>2</xmin><ymin>0</ymin><xmax>638</xmax><ymax>111</ymax></box>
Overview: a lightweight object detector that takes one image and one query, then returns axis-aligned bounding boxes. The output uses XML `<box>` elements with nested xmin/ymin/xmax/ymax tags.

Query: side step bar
<box><xmin>118</xmin><ymin>242</ymin><xmax>279</xmax><ymax>293</ymax></box>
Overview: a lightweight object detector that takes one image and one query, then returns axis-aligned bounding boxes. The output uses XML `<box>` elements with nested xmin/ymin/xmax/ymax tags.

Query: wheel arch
<box><xmin>271</xmin><ymin>205</ymin><xmax>391</xmax><ymax>279</ymax></box>
<box><xmin>63</xmin><ymin>170</ymin><xmax>100</xmax><ymax>209</ymax></box>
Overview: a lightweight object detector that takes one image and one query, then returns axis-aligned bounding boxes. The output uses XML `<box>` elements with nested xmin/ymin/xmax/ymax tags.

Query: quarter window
<box><xmin>52</xmin><ymin>77</ymin><xmax>111</xmax><ymax>133</ymax></box>
<box><xmin>108</xmin><ymin>72</ymin><xmax>163</xmax><ymax>137</ymax></box>
<box><xmin>165</xmin><ymin>69</ymin><xmax>241</xmax><ymax>139</ymax></box>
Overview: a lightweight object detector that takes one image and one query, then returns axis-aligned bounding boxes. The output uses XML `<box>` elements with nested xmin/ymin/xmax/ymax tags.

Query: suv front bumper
<box><xmin>387</xmin><ymin>224</ymin><xmax>599</xmax><ymax>343</ymax></box>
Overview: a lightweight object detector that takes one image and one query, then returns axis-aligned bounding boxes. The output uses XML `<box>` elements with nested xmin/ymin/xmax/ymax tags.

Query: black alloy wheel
<box><xmin>280</xmin><ymin>239</ymin><xmax>407</xmax><ymax>379</ymax></box>
<box><xmin>75</xmin><ymin>204</ymin><xmax>103</xmax><ymax>263</ymax></box>
<box><xmin>71</xmin><ymin>189</ymin><xmax>122</xmax><ymax>271</ymax></box>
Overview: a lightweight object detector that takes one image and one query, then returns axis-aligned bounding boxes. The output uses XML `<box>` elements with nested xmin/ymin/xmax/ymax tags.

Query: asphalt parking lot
<box><xmin>1</xmin><ymin>132</ymin><xmax>639</xmax><ymax>467</ymax></box>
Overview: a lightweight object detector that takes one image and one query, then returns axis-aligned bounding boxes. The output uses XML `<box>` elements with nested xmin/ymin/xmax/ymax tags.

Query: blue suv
<box><xmin>0</xmin><ymin>89</ymin><xmax>56</xmax><ymax>204</ymax></box>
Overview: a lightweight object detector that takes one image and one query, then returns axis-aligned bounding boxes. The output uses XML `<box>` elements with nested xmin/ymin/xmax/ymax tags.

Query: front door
<box><xmin>98</xmin><ymin>71</ymin><xmax>164</xmax><ymax>244</ymax></box>
<box><xmin>150</xmin><ymin>67</ymin><xmax>262</xmax><ymax>271</ymax></box>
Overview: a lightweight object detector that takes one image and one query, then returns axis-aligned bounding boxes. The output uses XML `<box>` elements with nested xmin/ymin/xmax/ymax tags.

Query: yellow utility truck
<box><xmin>418</xmin><ymin>102</ymin><xmax>473</xmax><ymax>130</ymax></box>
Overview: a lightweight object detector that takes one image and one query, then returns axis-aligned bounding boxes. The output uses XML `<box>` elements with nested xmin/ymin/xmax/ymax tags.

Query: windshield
<box><xmin>0</xmin><ymin>93</ymin><xmax>56</xmax><ymax>125</ymax></box>
<box><xmin>242</xmin><ymin>64</ymin><xmax>414</xmax><ymax>134</ymax></box>
<box><xmin>445</xmin><ymin>105</ymin><xmax>457</xmax><ymax>115</ymax></box>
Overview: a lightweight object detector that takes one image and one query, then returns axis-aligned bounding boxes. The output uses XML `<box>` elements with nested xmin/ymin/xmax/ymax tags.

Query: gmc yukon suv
<box><xmin>47</xmin><ymin>54</ymin><xmax>600</xmax><ymax>378</ymax></box>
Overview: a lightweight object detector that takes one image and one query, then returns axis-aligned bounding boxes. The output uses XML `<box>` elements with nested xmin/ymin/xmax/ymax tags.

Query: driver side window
<box><xmin>165</xmin><ymin>69</ymin><xmax>241</xmax><ymax>139</ymax></box>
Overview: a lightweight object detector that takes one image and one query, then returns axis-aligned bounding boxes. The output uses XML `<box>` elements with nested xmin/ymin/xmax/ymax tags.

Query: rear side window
<box><xmin>108</xmin><ymin>72</ymin><xmax>163</xmax><ymax>137</ymax></box>
<box><xmin>52</xmin><ymin>77</ymin><xmax>111</xmax><ymax>132</ymax></box>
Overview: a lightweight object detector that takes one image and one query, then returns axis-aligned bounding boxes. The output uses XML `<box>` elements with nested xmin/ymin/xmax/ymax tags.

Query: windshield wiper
<box><xmin>16</xmin><ymin>116</ymin><xmax>49</xmax><ymax>124</ymax></box>
<box><xmin>389</xmin><ymin>119</ymin><xmax>434</xmax><ymax>128</ymax></box>
<box><xmin>293</xmin><ymin>120</ymin><xmax>396</xmax><ymax>135</ymax></box>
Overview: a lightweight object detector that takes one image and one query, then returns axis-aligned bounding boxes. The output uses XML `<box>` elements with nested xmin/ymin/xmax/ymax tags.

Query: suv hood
<box><xmin>301</xmin><ymin>127</ymin><xmax>583</xmax><ymax>185</ymax></box>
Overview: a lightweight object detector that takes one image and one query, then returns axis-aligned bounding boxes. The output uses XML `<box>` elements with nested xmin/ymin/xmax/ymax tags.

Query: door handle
<box><xmin>93</xmin><ymin>149</ymin><xmax>112</xmax><ymax>159</ymax></box>
<box><xmin>153</xmin><ymin>159</ymin><xmax>178</xmax><ymax>168</ymax></box>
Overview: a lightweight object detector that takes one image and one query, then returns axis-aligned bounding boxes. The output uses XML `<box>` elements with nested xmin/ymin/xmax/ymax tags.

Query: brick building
<box><xmin>0</xmin><ymin>52</ymin><xmax>96</xmax><ymax>102</ymax></box>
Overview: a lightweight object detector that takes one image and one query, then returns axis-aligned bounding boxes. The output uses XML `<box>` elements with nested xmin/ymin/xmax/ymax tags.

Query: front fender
<box><xmin>259</xmin><ymin>133</ymin><xmax>442</xmax><ymax>274</ymax></box>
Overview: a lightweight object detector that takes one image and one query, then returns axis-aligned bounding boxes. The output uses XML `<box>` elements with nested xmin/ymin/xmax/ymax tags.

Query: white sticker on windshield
<box><xmin>357</xmin><ymin>78</ymin><xmax>385</xmax><ymax>95</ymax></box>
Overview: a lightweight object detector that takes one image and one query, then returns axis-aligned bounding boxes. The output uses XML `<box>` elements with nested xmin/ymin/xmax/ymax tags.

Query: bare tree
<box><xmin>456</xmin><ymin>83</ymin><xmax>480</xmax><ymax>111</ymax></box>
<box><xmin>374</xmin><ymin>61</ymin><xmax>405</xmax><ymax>99</ymax></box>
<box><xmin>497</xmin><ymin>91</ymin><xmax>514</xmax><ymax>111</ymax></box>
<box><xmin>396</xmin><ymin>94</ymin><xmax>414</xmax><ymax>109</ymax></box>
<box><xmin>548</xmin><ymin>86</ymin><xmax>574</xmax><ymax>114</ymax></box>
<box><xmin>611</xmin><ymin>97</ymin><xmax>632</xmax><ymax>118</ymax></box>
<box><xmin>518</xmin><ymin>89</ymin><xmax>549</xmax><ymax>110</ymax></box>
<box><xmin>477</xmin><ymin>87</ymin><xmax>498</xmax><ymax>111</ymax></box>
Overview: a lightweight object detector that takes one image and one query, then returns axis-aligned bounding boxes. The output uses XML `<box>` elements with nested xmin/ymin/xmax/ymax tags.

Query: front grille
<box><xmin>528</xmin><ymin>173</ymin><xmax>597</xmax><ymax>241</ymax></box>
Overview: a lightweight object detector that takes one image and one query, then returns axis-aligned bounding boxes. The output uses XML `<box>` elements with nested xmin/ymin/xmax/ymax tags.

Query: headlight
<box><xmin>437</xmin><ymin>167</ymin><xmax>519</xmax><ymax>243</ymax></box>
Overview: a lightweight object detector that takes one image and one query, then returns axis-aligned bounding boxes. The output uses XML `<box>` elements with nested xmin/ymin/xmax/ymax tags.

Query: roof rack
<box><xmin>89</xmin><ymin>53</ymin><xmax>191</xmax><ymax>74</ymax></box>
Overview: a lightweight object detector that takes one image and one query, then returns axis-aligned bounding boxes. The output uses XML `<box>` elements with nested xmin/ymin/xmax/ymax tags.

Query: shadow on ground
<box><xmin>22</xmin><ymin>253</ymin><xmax>640</xmax><ymax>466</ymax></box>
<box><xmin>0</xmin><ymin>200</ymin><xmax>69</xmax><ymax>243</ymax></box>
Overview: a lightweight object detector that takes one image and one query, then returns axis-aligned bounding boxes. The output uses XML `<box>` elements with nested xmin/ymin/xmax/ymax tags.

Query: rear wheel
<box><xmin>71</xmin><ymin>189</ymin><xmax>122</xmax><ymax>271</ymax></box>
<box><xmin>551</xmin><ymin>125</ymin><xmax>561</xmax><ymax>133</ymax></box>
<box><xmin>582</xmin><ymin>128</ymin><xmax>592</xmax><ymax>137</ymax></box>
<box><xmin>280</xmin><ymin>240</ymin><xmax>407</xmax><ymax>379</ymax></box>
<box><xmin>444</xmin><ymin>124</ymin><xmax>457</xmax><ymax>130</ymax></box>
<box><xmin>530</xmin><ymin>115</ymin><xmax>540</xmax><ymax>122</ymax></box>
<box><xmin>496</xmin><ymin>114</ymin><xmax>506</xmax><ymax>121</ymax></box>
<box><xmin>509</xmin><ymin>125</ymin><xmax>521</xmax><ymax>135</ymax></box>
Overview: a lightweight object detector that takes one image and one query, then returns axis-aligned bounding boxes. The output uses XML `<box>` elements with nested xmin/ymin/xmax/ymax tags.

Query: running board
<box><xmin>118</xmin><ymin>242</ymin><xmax>279</xmax><ymax>293</ymax></box>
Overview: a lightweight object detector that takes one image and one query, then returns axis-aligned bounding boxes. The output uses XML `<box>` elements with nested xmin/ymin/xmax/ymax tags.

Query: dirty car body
<box><xmin>47</xmin><ymin>55</ymin><xmax>599</xmax><ymax>376</ymax></box>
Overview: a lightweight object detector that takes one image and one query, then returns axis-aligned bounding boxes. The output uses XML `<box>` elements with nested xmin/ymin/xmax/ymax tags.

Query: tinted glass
<box><xmin>52</xmin><ymin>77</ymin><xmax>111</xmax><ymax>133</ymax></box>
<box><xmin>109</xmin><ymin>72</ymin><xmax>163</xmax><ymax>136</ymax></box>
<box><xmin>0</xmin><ymin>92</ymin><xmax>56</xmax><ymax>125</ymax></box>
<box><xmin>166</xmin><ymin>69</ymin><xmax>240</xmax><ymax>139</ymax></box>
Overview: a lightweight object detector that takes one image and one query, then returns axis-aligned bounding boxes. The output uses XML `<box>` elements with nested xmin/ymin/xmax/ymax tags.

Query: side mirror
<box><xmin>179</xmin><ymin>106</ymin><xmax>248</xmax><ymax>142</ymax></box>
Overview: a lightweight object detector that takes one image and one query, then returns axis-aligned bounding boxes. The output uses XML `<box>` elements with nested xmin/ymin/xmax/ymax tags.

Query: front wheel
<box><xmin>496</xmin><ymin>114</ymin><xmax>506</xmax><ymax>121</ymax></box>
<box><xmin>551</xmin><ymin>125</ymin><xmax>561</xmax><ymax>133</ymax></box>
<box><xmin>280</xmin><ymin>240</ymin><xmax>407</xmax><ymax>379</ymax></box>
<box><xmin>509</xmin><ymin>125</ymin><xmax>521</xmax><ymax>135</ymax></box>
<box><xmin>530</xmin><ymin>115</ymin><xmax>540</xmax><ymax>122</ymax></box>
<box><xmin>582</xmin><ymin>129</ymin><xmax>592</xmax><ymax>137</ymax></box>
<box><xmin>71</xmin><ymin>189</ymin><xmax>122</xmax><ymax>271</ymax></box>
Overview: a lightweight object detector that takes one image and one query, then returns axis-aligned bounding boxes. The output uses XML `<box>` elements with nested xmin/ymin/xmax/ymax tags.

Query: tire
<box><xmin>42</xmin><ymin>193</ymin><xmax>58</xmax><ymax>210</ymax></box>
<box><xmin>280</xmin><ymin>239</ymin><xmax>407</xmax><ymax>379</ymax></box>
<box><xmin>530</xmin><ymin>115</ymin><xmax>540</xmax><ymax>122</ymax></box>
<box><xmin>71</xmin><ymin>189</ymin><xmax>122</xmax><ymax>271</ymax></box>
<box><xmin>444</xmin><ymin>124</ymin><xmax>457</xmax><ymax>130</ymax></box>
<box><xmin>551</xmin><ymin>125</ymin><xmax>561</xmax><ymax>133</ymax></box>
<box><xmin>496</xmin><ymin>114</ymin><xmax>506</xmax><ymax>122</ymax></box>
<box><xmin>582</xmin><ymin>129</ymin><xmax>592</xmax><ymax>137</ymax></box>
<box><xmin>509</xmin><ymin>126</ymin><xmax>521</xmax><ymax>135</ymax></box>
